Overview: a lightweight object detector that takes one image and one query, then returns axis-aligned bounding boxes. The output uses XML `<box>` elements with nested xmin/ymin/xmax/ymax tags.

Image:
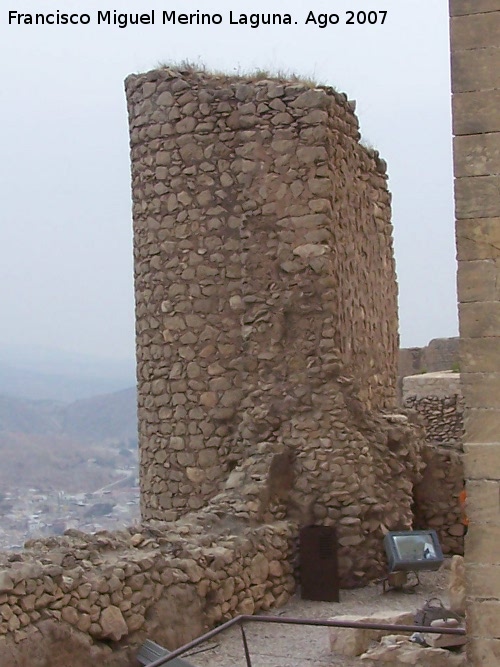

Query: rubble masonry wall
<box><xmin>0</xmin><ymin>520</ymin><xmax>295</xmax><ymax>666</ymax></box>
<box><xmin>125</xmin><ymin>68</ymin><xmax>399</xmax><ymax>520</ymax></box>
<box><xmin>403</xmin><ymin>372</ymin><xmax>465</xmax><ymax>555</ymax></box>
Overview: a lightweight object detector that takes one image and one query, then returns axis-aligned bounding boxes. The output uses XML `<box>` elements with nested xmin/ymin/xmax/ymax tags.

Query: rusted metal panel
<box><xmin>299</xmin><ymin>525</ymin><xmax>339</xmax><ymax>602</ymax></box>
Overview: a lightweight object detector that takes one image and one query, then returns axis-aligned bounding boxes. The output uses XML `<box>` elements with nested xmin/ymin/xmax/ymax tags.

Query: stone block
<box><xmin>457</xmin><ymin>260</ymin><xmax>497</xmax><ymax>302</ymax></box>
<box><xmin>456</xmin><ymin>218</ymin><xmax>500</xmax><ymax>261</ymax></box>
<box><xmin>465</xmin><ymin>443</ymin><xmax>500</xmax><ymax>479</ymax></box>
<box><xmin>459</xmin><ymin>302</ymin><xmax>500</xmax><ymax>338</ymax></box>
<box><xmin>402</xmin><ymin>371</ymin><xmax>461</xmax><ymax>400</ymax></box>
<box><xmin>0</xmin><ymin>573</ymin><xmax>14</xmax><ymax>594</ymax></box>
<box><xmin>460</xmin><ymin>338</ymin><xmax>500</xmax><ymax>372</ymax></box>
<box><xmin>454</xmin><ymin>175</ymin><xmax>500</xmax><ymax>219</ymax></box>
<box><xmin>454</xmin><ymin>134</ymin><xmax>500</xmax><ymax>177</ymax></box>
<box><xmin>451</xmin><ymin>47</ymin><xmax>500</xmax><ymax>93</ymax></box>
<box><xmin>448</xmin><ymin>555</ymin><xmax>466</xmax><ymax>615</ymax></box>
<box><xmin>328</xmin><ymin>611</ymin><xmax>414</xmax><ymax>657</ymax></box>
<box><xmin>451</xmin><ymin>12</ymin><xmax>500</xmax><ymax>50</ymax></box>
<box><xmin>450</xmin><ymin>1</ymin><xmax>500</xmax><ymax>17</ymax></box>
<box><xmin>467</xmin><ymin>480</ymin><xmax>500</xmax><ymax>523</ymax></box>
<box><xmin>423</xmin><ymin>632</ymin><xmax>467</xmax><ymax>649</ymax></box>
<box><xmin>330</xmin><ymin>624</ymin><xmax>369</xmax><ymax>657</ymax></box>
<box><xmin>467</xmin><ymin>637</ymin><xmax>500</xmax><ymax>667</ymax></box>
<box><xmin>99</xmin><ymin>605</ymin><xmax>128</xmax><ymax>641</ymax></box>
<box><xmin>360</xmin><ymin>637</ymin><xmax>466</xmax><ymax>665</ymax></box>
<box><xmin>465</xmin><ymin>409</ymin><xmax>500</xmax><ymax>443</ymax></box>
<box><xmin>462</xmin><ymin>373</ymin><xmax>500</xmax><ymax>409</ymax></box>
<box><xmin>468</xmin><ymin>600</ymin><xmax>500</xmax><ymax>637</ymax></box>
<box><xmin>452</xmin><ymin>91</ymin><xmax>500</xmax><ymax>136</ymax></box>
<box><xmin>467</xmin><ymin>564</ymin><xmax>500</xmax><ymax>599</ymax></box>
<box><xmin>466</xmin><ymin>523</ymin><xmax>500</xmax><ymax>564</ymax></box>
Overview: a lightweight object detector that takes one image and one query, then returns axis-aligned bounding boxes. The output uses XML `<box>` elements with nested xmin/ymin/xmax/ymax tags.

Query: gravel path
<box><xmin>181</xmin><ymin>567</ymin><xmax>451</xmax><ymax>666</ymax></box>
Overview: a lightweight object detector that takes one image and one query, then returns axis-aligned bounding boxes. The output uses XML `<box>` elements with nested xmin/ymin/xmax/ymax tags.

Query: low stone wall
<box><xmin>403</xmin><ymin>372</ymin><xmax>465</xmax><ymax>555</ymax></box>
<box><xmin>0</xmin><ymin>518</ymin><xmax>295</xmax><ymax>666</ymax></box>
<box><xmin>397</xmin><ymin>337</ymin><xmax>459</xmax><ymax>403</ymax></box>
<box><xmin>403</xmin><ymin>372</ymin><xmax>463</xmax><ymax>445</ymax></box>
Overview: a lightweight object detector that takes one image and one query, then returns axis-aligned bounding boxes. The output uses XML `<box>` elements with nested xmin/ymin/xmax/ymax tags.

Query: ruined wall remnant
<box><xmin>397</xmin><ymin>337</ymin><xmax>460</xmax><ymax>403</ymax></box>
<box><xmin>403</xmin><ymin>371</ymin><xmax>464</xmax><ymax>445</ymax></box>
<box><xmin>451</xmin><ymin>1</ymin><xmax>500</xmax><ymax>665</ymax></box>
<box><xmin>0</xmin><ymin>518</ymin><xmax>296</xmax><ymax>665</ymax></box>
<box><xmin>403</xmin><ymin>372</ymin><xmax>465</xmax><ymax>555</ymax></box>
<box><xmin>125</xmin><ymin>68</ymin><xmax>400</xmax><ymax>522</ymax></box>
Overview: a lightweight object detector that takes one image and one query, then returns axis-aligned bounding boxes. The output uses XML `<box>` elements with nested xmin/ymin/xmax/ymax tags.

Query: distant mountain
<box><xmin>0</xmin><ymin>345</ymin><xmax>135</xmax><ymax>401</ymax></box>
<box><xmin>0</xmin><ymin>344</ymin><xmax>136</xmax><ymax>378</ymax></box>
<box><xmin>0</xmin><ymin>431</ymin><xmax>115</xmax><ymax>492</ymax></box>
<box><xmin>0</xmin><ymin>347</ymin><xmax>139</xmax><ymax>494</ymax></box>
<box><xmin>0</xmin><ymin>387</ymin><xmax>137</xmax><ymax>443</ymax></box>
<box><xmin>62</xmin><ymin>387</ymin><xmax>137</xmax><ymax>441</ymax></box>
<box><xmin>0</xmin><ymin>363</ymin><xmax>135</xmax><ymax>403</ymax></box>
<box><xmin>0</xmin><ymin>386</ymin><xmax>138</xmax><ymax>493</ymax></box>
<box><xmin>0</xmin><ymin>395</ymin><xmax>63</xmax><ymax>435</ymax></box>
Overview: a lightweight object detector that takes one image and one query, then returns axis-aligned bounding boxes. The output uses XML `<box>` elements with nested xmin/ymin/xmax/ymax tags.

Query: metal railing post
<box><xmin>240</xmin><ymin>622</ymin><xmax>253</xmax><ymax>667</ymax></box>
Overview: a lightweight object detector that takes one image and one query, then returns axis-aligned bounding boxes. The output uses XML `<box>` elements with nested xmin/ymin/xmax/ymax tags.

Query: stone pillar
<box><xmin>450</xmin><ymin>1</ymin><xmax>500</xmax><ymax>664</ymax></box>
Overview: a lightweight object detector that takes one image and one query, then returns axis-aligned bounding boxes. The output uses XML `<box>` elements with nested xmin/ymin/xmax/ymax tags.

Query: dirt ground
<box><xmin>179</xmin><ymin>566</ymin><xmax>454</xmax><ymax>667</ymax></box>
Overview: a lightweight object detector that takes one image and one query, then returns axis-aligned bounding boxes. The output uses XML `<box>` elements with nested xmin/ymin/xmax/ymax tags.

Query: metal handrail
<box><xmin>144</xmin><ymin>613</ymin><xmax>466</xmax><ymax>667</ymax></box>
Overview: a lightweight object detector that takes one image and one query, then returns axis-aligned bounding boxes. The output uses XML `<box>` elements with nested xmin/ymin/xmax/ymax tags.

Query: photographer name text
<box><xmin>7</xmin><ymin>9</ymin><xmax>388</xmax><ymax>29</ymax></box>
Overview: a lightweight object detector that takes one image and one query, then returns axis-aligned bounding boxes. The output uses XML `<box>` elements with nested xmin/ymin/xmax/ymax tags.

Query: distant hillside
<box><xmin>0</xmin><ymin>347</ymin><xmax>139</xmax><ymax>493</ymax></box>
<box><xmin>0</xmin><ymin>431</ymin><xmax>115</xmax><ymax>492</ymax></box>
<box><xmin>0</xmin><ymin>387</ymin><xmax>137</xmax><ymax>443</ymax></box>
<box><xmin>0</xmin><ymin>363</ymin><xmax>135</xmax><ymax>403</ymax></box>
<box><xmin>62</xmin><ymin>387</ymin><xmax>137</xmax><ymax>441</ymax></box>
<box><xmin>0</xmin><ymin>395</ymin><xmax>63</xmax><ymax>435</ymax></box>
<box><xmin>0</xmin><ymin>386</ymin><xmax>138</xmax><ymax>492</ymax></box>
<box><xmin>0</xmin><ymin>345</ymin><xmax>135</xmax><ymax>401</ymax></box>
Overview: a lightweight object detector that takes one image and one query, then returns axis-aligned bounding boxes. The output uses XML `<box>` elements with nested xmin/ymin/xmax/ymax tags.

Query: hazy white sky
<box><xmin>1</xmin><ymin>0</ymin><xmax>457</xmax><ymax>361</ymax></box>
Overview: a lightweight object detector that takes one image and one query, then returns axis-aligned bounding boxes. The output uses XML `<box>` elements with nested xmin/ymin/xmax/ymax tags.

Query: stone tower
<box><xmin>125</xmin><ymin>68</ymin><xmax>400</xmax><ymax>524</ymax></box>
